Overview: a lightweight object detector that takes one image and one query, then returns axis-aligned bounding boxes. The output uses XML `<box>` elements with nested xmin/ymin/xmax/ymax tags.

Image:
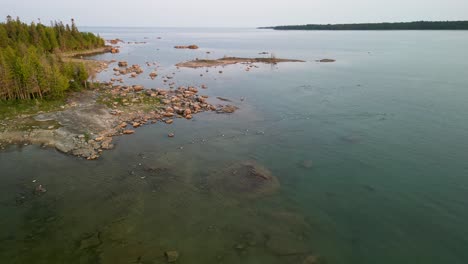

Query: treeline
<box><xmin>264</xmin><ymin>21</ymin><xmax>468</xmax><ymax>30</ymax></box>
<box><xmin>0</xmin><ymin>16</ymin><xmax>105</xmax><ymax>101</ymax></box>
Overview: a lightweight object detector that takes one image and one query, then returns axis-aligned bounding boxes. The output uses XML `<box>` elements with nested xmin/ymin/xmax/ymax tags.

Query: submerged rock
<box><xmin>34</xmin><ymin>184</ymin><xmax>47</xmax><ymax>194</ymax></box>
<box><xmin>216</xmin><ymin>105</ymin><xmax>238</xmax><ymax>114</ymax></box>
<box><xmin>208</xmin><ymin>161</ymin><xmax>280</xmax><ymax>198</ymax></box>
<box><xmin>165</xmin><ymin>250</ymin><xmax>179</xmax><ymax>262</ymax></box>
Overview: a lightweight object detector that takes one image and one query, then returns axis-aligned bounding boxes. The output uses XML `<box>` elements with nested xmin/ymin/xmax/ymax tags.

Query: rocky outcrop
<box><xmin>174</xmin><ymin>45</ymin><xmax>199</xmax><ymax>49</ymax></box>
<box><xmin>317</xmin><ymin>59</ymin><xmax>335</xmax><ymax>62</ymax></box>
<box><xmin>108</xmin><ymin>39</ymin><xmax>124</xmax><ymax>45</ymax></box>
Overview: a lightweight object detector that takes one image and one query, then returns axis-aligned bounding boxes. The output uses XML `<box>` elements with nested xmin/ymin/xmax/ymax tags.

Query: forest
<box><xmin>263</xmin><ymin>21</ymin><xmax>468</xmax><ymax>30</ymax></box>
<box><xmin>0</xmin><ymin>16</ymin><xmax>105</xmax><ymax>101</ymax></box>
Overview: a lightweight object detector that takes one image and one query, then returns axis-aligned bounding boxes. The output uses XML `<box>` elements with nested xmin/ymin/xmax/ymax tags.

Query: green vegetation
<box><xmin>261</xmin><ymin>21</ymin><xmax>468</xmax><ymax>30</ymax></box>
<box><xmin>0</xmin><ymin>98</ymin><xmax>65</xmax><ymax>120</ymax></box>
<box><xmin>0</xmin><ymin>16</ymin><xmax>105</xmax><ymax>101</ymax></box>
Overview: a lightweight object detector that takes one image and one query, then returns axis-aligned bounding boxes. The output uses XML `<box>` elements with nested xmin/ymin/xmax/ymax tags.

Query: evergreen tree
<box><xmin>0</xmin><ymin>16</ymin><xmax>105</xmax><ymax>100</ymax></box>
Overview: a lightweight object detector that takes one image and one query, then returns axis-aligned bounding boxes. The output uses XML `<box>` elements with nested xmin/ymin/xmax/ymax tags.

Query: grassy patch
<box><xmin>0</xmin><ymin>98</ymin><xmax>65</xmax><ymax>120</ymax></box>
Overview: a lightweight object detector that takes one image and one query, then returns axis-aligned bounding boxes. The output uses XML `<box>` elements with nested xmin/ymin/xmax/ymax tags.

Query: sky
<box><xmin>2</xmin><ymin>0</ymin><xmax>468</xmax><ymax>27</ymax></box>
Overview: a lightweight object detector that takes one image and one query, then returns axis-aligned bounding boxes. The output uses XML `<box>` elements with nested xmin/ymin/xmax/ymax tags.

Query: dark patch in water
<box><xmin>207</xmin><ymin>161</ymin><xmax>280</xmax><ymax>199</ymax></box>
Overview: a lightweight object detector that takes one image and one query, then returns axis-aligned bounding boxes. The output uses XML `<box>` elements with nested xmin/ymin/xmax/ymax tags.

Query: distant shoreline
<box><xmin>259</xmin><ymin>21</ymin><xmax>468</xmax><ymax>30</ymax></box>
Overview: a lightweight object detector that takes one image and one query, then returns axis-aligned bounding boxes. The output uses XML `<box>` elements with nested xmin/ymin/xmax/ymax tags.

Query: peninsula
<box><xmin>260</xmin><ymin>20</ymin><xmax>468</xmax><ymax>30</ymax></box>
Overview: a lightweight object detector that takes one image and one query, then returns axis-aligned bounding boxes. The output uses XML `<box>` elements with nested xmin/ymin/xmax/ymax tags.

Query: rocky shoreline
<box><xmin>0</xmin><ymin>41</ymin><xmax>304</xmax><ymax>160</ymax></box>
<box><xmin>0</xmin><ymin>82</ymin><xmax>238</xmax><ymax>160</ymax></box>
<box><xmin>0</xmin><ymin>47</ymin><xmax>239</xmax><ymax>160</ymax></box>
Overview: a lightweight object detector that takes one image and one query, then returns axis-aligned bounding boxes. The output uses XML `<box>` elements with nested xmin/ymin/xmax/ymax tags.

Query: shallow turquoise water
<box><xmin>1</xmin><ymin>28</ymin><xmax>468</xmax><ymax>263</ymax></box>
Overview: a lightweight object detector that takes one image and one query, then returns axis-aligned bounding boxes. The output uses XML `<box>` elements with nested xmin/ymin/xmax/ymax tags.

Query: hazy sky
<box><xmin>2</xmin><ymin>0</ymin><xmax>468</xmax><ymax>27</ymax></box>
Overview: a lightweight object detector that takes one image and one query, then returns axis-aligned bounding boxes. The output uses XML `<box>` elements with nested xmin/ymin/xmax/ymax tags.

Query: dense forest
<box><xmin>0</xmin><ymin>16</ymin><xmax>105</xmax><ymax>101</ymax></box>
<box><xmin>261</xmin><ymin>21</ymin><xmax>468</xmax><ymax>30</ymax></box>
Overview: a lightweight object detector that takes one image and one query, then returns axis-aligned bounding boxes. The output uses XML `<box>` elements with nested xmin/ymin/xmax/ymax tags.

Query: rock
<box><xmin>183</xmin><ymin>108</ymin><xmax>192</xmax><ymax>116</ymax></box>
<box><xmin>216</xmin><ymin>97</ymin><xmax>232</xmax><ymax>102</ymax></box>
<box><xmin>149</xmin><ymin>71</ymin><xmax>158</xmax><ymax>78</ymax></box>
<box><xmin>79</xmin><ymin>233</ymin><xmax>101</xmax><ymax>250</ymax></box>
<box><xmin>168</xmin><ymin>133</ymin><xmax>175</xmax><ymax>138</ymax></box>
<box><xmin>185</xmin><ymin>114</ymin><xmax>193</xmax><ymax>120</ymax></box>
<box><xmin>318</xmin><ymin>59</ymin><xmax>335</xmax><ymax>63</ymax></box>
<box><xmin>235</xmin><ymin>244</ymin><xmax>246</xmax><ymax>250</ymax></box>
<box><xmin>217</xmin><ymin>105</ymin><xmax>238</xmax><ymax>114</ymax></box>
<box><xmin>201</xmin><ymin>84</ymin><xmax>207</xmax><ymax>89</ymax></box>
<box><xmin>207</xmin><ymin>161</ymin><xmax>280</xmax><ymax>199</ymax></box>
<box><xmin>166</xmin><ymin>107</ymin><xmax>174</xmax><ymax>113</ymax></box>
<box><xmin>174</xmin><ymin>45</ymin><xmax>199</xmax><ymax>49</ymax></box>
<box><xmin>301</xmin><ymin>160</ymin><xmax>313</xmax><ymax>169</ymax></box>
<box><xmin>133</xmin><ymin>85</ymin><xmax>144</xmax><ymax>92</ymax></box>
<box><xmin>165</xmin><ymin>251</ymin><xmax>179</xmax><ymax>262</ymax></box>
<box><xmin>118</xmin><ymin>61</ymin><xmax>128</xmax><ymax>67</ymax></box>
<box><xmin>303</xmin><ymin>255</ymin><xmax>319</xmax><ymax>264</ymax></box>
<box><xmin>165</xmin><ymin>119</ymin><xmax>174</xmax><ymax>124</ymax></box>
<box><xmin>110</xmin><ymin>47</ymin><xmax>120</xmax><ymax>54</ymax></box>
<box><xmin>108</xmin><ymin>38</ymin><xmax>123</xmax><ymax>44</ymax></box>
<box><xmin>132</xmin><ymin>122</ymin><xmax>140</xmax><ymax>128</ymax></box>
<box><xmin>95</xmin><ymin>136</ymin><xmax>104</xmax><ymax>142</ymax></box>
<box><xmin>101</xmin><ymin>138</ymin><xmax>113</xmax><ymax>150</ymax></box>
<box><xmin>123</xmin><ymin>130</ymin><xmax>135</xmax><ymax>134</ymax></box>
<box><xmin>163</xmin><ymin>112</ymin><xmax>174</xmax><ymax>117</ymax></box>
<box><xmin>35</xmin><ymin>184</ymin><xmax>47</xmax><ymax>194</ymax></box>
<box><xmin>55</xmin><ymin>141</ymin><xmax>74</xmax><ymax>153</ymax></box>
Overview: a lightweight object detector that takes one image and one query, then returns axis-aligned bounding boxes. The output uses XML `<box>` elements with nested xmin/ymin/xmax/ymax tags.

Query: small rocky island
<box><xmin>176</xmin><ymin>57</ymin><xmax>305</xmax><ymax>68</ymax></box>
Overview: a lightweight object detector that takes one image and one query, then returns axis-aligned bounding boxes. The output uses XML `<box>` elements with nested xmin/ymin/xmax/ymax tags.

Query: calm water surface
<box><xmin>1</xmin><ymin>28</ymin><xmax>468</xmax><ymax>263</ymax></box>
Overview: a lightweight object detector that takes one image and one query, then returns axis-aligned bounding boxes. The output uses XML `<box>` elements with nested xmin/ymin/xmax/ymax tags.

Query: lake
<box><xmin>1</xmin><ymin>27</ymin><xmax>468</xmax><ymax>264</ymax></box>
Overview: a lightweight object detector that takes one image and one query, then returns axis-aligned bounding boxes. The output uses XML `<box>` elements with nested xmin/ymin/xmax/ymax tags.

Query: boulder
<box><xmin>318</xmin><ymin>59</ymin><xmax>335</xmax><ymax>63</ymax></box>
<box><xmin>217</xmin><ymin>105</ymin><xmax>238</xmax><ymax>114</ymax></box>
<box><xmin>118</xmin><ymin>61</ymin><xmax>128</xmax><ymax>67</ymax></box>
<box><xmin>133</xmin><ymin>85</ymin><xmax>144</xmax><ymax>92</ymax></box>
<box><xmin>149</xmin><ymin>71</ymin><xmax>158</xmax><ymax>78</ymax></box>
<box><xmin>165</xmin><ymin>251</ymin><xmax>179</xmax><ymax>262</ymax></box>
